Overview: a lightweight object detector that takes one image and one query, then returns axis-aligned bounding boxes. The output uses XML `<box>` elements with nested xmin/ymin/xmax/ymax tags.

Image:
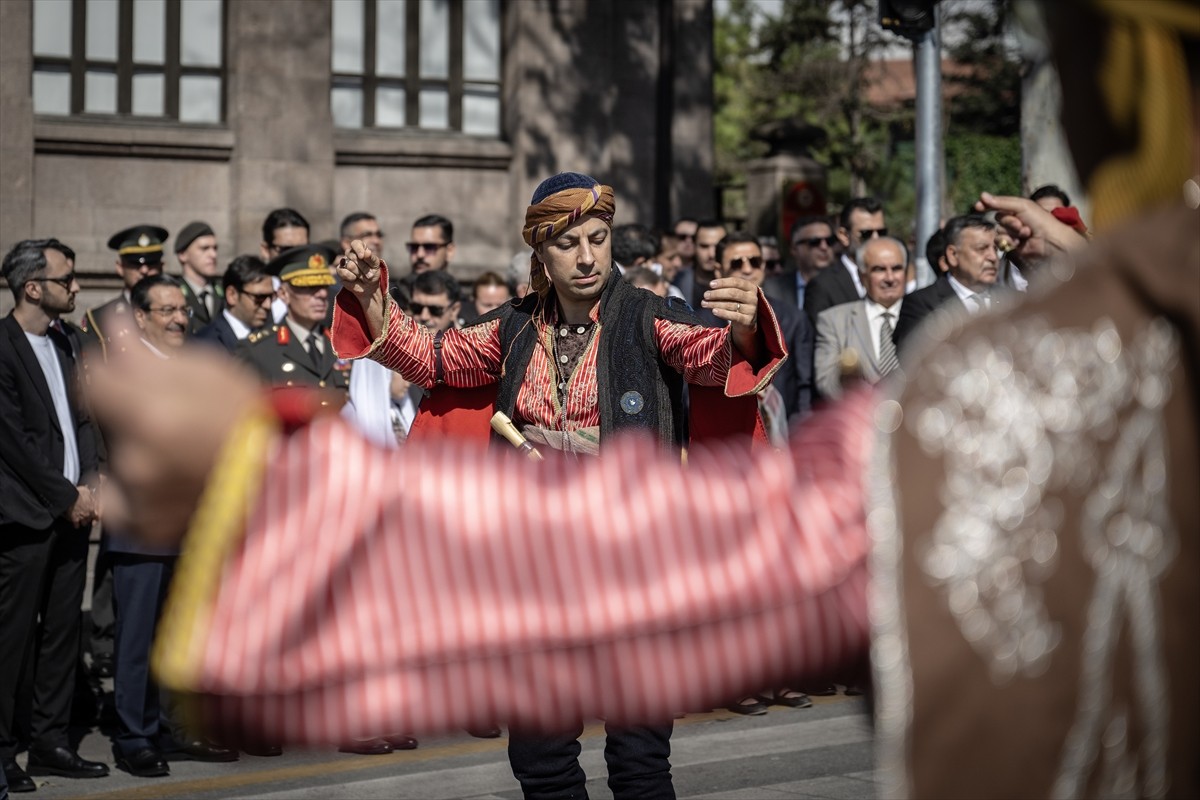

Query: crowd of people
<box><xmin>0</xmin><ymin>176</ymin><xmax>1090</xmax><ymax>795</ymax></box>
<box><xmin>5</xmin><ymin>0</ymin><xmax>1194</xmax><ymax>797</ymax></box>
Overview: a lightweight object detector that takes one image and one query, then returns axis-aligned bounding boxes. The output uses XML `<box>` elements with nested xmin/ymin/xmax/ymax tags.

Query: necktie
<box><xmin>305</xmin><ymin>330</ymin><xmax>322</xmax><ymax>370</ymax></box>
<box><xmin>199</xmin><ymin>288</ymin><xmax>212</xmax><ymax>318</ymax></box>
<box><xmin>878</xmin><ymin>311</ymin><xmax>899</xmax><ymax>377</ymax></box>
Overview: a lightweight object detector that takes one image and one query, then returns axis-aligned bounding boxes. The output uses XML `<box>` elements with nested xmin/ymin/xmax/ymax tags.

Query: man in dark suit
<box><xmin>174</xmin><ymin>221</ymin><xmax>223</xmax><ymax>335</ymax></box>
<box><xmin>716</xmin><ymin>232</ymin><xmax>814</xmax><ymax>423</ymax></box>
<box><xmin>195</xmin><ymin>255</ymin><xmax>274</xmax><ymax>353</ymax></box>
<box><xmin>894</xmin><ymin>214</ymin><xmax>1000</xmax><ymax>355</ymax></box>
<box><xmin>764</xmin><ymin>215</ymin><xmax>838</xmax><ymax>311</ymax></box>
<box><xmin>673</xmin><ymin>219</ymin><xmax>727</xmax><ymax>325</ymax></box>
<box><xmin>803</xmin><ymin>198</ymin><xmax>888</xmax><ymax>324</ymax></box>
<box><xmin>0</xmin><ymin>239</ymin><xmax>108</xmax><ymax>792</ymax></box>
<box><xmin>239</xmin><ymin>245</ymin><xmax>352</xmax><ymax>392</ymax></box>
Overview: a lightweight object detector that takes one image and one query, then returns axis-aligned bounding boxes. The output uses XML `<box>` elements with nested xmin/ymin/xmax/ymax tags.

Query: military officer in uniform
<box><xmin>238</xmin><ymin>245</ymin><xmax>351</xmax><ymax>393</ymax></box>
<box><xmin>81</xmin><ymin>225</ymin><xmax>168</xmax><ymax>360</ymax></box>
<box><xmin>173</xmin><ymin>221</ymin><xmax>222</xmax><ymax>336</ymax></box>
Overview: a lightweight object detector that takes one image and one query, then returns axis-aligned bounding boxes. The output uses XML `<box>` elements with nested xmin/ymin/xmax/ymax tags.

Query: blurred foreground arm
<box><xmin>86</xmin><ymin>345</ymin><xmax>876</xmax><ymax>746</ymax></box>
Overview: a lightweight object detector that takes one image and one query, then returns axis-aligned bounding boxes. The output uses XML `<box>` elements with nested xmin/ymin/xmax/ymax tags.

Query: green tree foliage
<box><xmin>713</xmin><ymin>0</ymin><xmax>1021</xmax><ymax>233</ymax></box>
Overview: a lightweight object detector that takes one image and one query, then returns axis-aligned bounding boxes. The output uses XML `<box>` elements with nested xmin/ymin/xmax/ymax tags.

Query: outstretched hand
<box><xmin>975</xmin><ymin>192</ymin><xmax>1086</xmax><ymax>269</ymax></box>
<box><xmin>85</xmin><ymin>345</ymin><xmax>263</xmax><ymax>547</ymax></box>
<box><xmin>336</xmin><ymin>239</ymin><xmax>384</xmax><ymax>305</ymax></box>
<box><xmin>703</xmin><ymin>277</ymin><xmax>762</xmax><ymax>361</ymax></box>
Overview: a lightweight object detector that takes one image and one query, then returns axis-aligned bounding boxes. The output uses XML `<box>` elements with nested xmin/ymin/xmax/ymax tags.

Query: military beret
<box><xmin>174</xmin><ymin>221</ymin><xmax>215</xmax><ymax>253</ymax></box>
<box><xmin>269</xmin><ymin>244</ymin><xmax>337</xmax><ymax>287</ymax></box>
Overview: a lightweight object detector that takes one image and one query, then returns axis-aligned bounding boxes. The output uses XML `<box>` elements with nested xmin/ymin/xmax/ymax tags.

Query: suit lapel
<box><xmin>3</xmin><ymin>316</ymin><xmax>62</xmax><ymax>432</ymax></box>
<box><xmin>282</xmin><ymin>328</ymin><xmax>324</xmax><ymax>380</ymax></box>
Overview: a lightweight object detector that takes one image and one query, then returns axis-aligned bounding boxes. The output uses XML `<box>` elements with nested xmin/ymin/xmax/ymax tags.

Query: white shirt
<box><xmin>271</xmin><ymin>276</ymin><xmax>288</xmax><ymax>324</ymax></box>
<box><xmin>24</xmin><ymin>331</ymin><xmax>80</xmax><ymax>485</ymax></box>
<box><xmin>841</xmin><ymin>254</ymin><xmax>867</xmax><ymax>298</ymax></box>
<box><xmin>863</xmin><ymin>298</ymin><xmax>903</xmax><ymax>363</ymax></box>
<box><xmin>947</xmin><ymin>275</ymin><xmax>992</xmax><ymax>314</ymax></box>
<box><xmin>222</xmin><ymin>309</ymin><xmax>251</xmax><ymax>340</ymax></box>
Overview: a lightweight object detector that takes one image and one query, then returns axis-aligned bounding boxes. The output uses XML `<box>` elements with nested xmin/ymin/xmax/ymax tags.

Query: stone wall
<box><xmin>0</xmin><ymin>0</ymin><xmax>715</xmax><ymax>321</ymax></box>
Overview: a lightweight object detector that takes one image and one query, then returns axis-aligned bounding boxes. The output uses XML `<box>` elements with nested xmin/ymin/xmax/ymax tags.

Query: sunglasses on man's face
<box><xmin>406</xmin><ymin>242</ymin><xmax>448</xmax><ymax>255</ymax></box>
<box><xmin>674</xmin><ymin>232</ymin><xmax>695</xmax><ymax>241</ymax></box>
<box><xmin>30</xmin><ymin>272</ymin><xmax>77</xmax><ymax>288</ymax></box>
<box><xmin>857</xmin><ymin>228</ymin><xmax>889</xmax><ymax>240</ymax></box>
<box><xmin>728</xmin><ymin>256</ymin><xmax>763</xmax><ymax>270</ymax></box>
<box><xmin>794</xmin><ymin>235</ymin><xmax>837</xmax><ymax>249</ymax></box>
<box><xmin>410</xmin><ymin>302</ymin><xmax>447</xmax><ymax>317</ymax></box>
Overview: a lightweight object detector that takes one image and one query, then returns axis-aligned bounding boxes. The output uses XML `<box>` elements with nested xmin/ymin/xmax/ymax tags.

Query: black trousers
<box><xmin>89</xmin><ymin>546</ymin><xmax>115</xmax><ymax>660</ymax></box>
<box><xmin>111</xmin><ymin>554</ymin><xmax>176</xmax><ymax>756</ymax></box>
<box><xmin>0</xmin><ymin>521</ymin><xmax>89</xmax><ymax>759</ymax></box>
<box><xmin>507</xmin><ymin>721</ymin><xmax>675</xmax><ymax>800</ymax></box>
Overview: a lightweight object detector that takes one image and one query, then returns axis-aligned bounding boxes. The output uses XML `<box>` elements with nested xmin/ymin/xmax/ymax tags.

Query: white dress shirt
<box><xmin>863</xmin><ymin>298</ymin><xmax>903</xmax><ymax>362</ymax></box>
<box><xmin>222</xmin><ymin>309</ymin><xmax>251</xmax><ymax>340</ymax></box>
<box><xmin>947</xmin><ymin>275</ymin><xmax>992</xmax><ymax>314</ymax></box>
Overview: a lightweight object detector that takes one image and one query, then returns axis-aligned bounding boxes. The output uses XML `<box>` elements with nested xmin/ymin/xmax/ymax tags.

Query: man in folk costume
<box><xmin>331</xmin><ymin>171</ymin><xmax>786</xmax><ymax>799</ymax></box>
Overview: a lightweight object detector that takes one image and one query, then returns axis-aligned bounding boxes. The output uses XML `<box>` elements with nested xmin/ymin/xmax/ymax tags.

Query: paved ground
<box><xmin>14</xmin><ymin>695</ymin><xmax>875</xmax><ymax>799</ymax></box>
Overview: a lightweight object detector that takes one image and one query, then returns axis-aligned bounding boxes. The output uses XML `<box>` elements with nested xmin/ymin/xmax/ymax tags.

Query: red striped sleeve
<box><xmin>186</xmin><ymin>388</ymin><xmax>878</xmax><ymax>746</ymax></box>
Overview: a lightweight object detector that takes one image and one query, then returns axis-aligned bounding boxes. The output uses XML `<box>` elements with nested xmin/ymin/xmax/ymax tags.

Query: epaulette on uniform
<box><xmin>248</xmin><ymin>325</ymin><xmax>277</xmax><ymax>344</ymax></box>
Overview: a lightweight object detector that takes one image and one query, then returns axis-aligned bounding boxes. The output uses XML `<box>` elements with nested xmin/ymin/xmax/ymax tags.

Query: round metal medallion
<box><xmin>620</xmin><ymin>391</ymin><xmax>644</xmax><ymax>415</ymax></box>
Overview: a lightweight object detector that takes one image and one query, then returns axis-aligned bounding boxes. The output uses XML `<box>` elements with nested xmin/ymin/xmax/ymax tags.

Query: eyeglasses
<box><xmin>794</xmin><ymin>235</ymin><xmax>837</xmax><ymax>249</ymax></box>
<box><xmin>764</xmin><ymin>259</ymin><xmax>781</xmax><ymax>270</ymax></box>
<box><xmin>31</xmin><ymin>272</ymin><xmax>77</xmax><ymax>288</ymax></box>
<box><xmin>858</xmin><ymin>228</ymin><xmax>889</xmax><ymax>240</ymax></box>
<box><xmin>674</xmin><ymin>232</ymin><xmax>695</xmax><ymax>241</ymax></box>
<box><xmin>406</xmin><ymin>242</ymin><xmax>449</xmax><ymax>255</ymax></box>
<box><xmin>238</xmin><ymin>289</ymin><xmax>276</xmax><ymax>305</ymax></box>
<box><xmin>146</xmin><ymin>306</ymin><xmax>193</xmax><ymax>318</ymax></box>
<box><xmin>728</xmin><ymin>256</ymin><xmax>763</xmax><ymax>270</ymax></box>
<box><xmin>409</xmin><ymin>303</ymin><xmax>447</xmax><ymax>317</ymax></box>
<box><xmin>356</xmin><ymin>229</ymin><xmax>386</xmax><ymax>239</ymax></box>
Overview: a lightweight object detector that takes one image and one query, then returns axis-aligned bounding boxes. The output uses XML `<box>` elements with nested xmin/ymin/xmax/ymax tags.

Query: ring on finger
<box><xmin>735</xmin><ymin>303</ymin><xmax>741</xmax><ymax>314</ymax></box>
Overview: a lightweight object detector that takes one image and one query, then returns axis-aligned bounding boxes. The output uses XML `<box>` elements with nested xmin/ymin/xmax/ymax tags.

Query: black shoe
<box><xmin>803</xmin><ymin>685</ymin><xmax>838</xmax><ymax>696</ymax></box>
<box><xmin>115</xmin><ymin>747</ymin><xmax>170</xmax><ymax>777</ymax></box>
<box><xmin>242</xmin><ymin>743</ymin><xmax>283</xmax><ymax>757</ymax></box>
<box><xmin>728</xmin><ymin>697</ymin><xmax>769</xmax><ymax>716</ymax></box>
<box><xmin>771</xmin><ymin>690</ymin><xmax>813</xmax><ymax>709</ymax></box>
<box><xmin>466</xmin><ymin>726</ymin><xmax>501</xmax><ymax>739</ymax></box>
<box><xmin>383</xmin><ymin>734</ymin><xmax>419</xmax><ymax>750</ymax></box>
<box><xmin>2</xmin><ymin>759</ymin><xmax>36</xmax><ymax>793</ymax></box>
<box><xmin>844</xmin><ymin>684</ymin><xmax>865</xmax><ymax>696</ymax></box>
<box><xmin>26</xmin><ymin>746</ymin><xmax>110</xmax><ymax>778</ymax></box>
<box><xmin>164</xmin><ymin>739</ymin><xmax>239</xmax><ymax>762</ymax></box>
<box><xmin>338</xmin><ymin>737</ymin><xmax>393</xmax><ymax>755</ymax></box>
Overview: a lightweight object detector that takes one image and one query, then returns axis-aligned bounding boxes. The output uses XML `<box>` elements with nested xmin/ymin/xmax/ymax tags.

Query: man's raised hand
<box><xmin>337</xmin><ymin>239</ymin><xmax>384</xmax><ymax>305</ymax></box>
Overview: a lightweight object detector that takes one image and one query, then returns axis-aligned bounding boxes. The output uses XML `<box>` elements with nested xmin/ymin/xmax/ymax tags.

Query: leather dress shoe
<box><xmin>466</xmin><ymin>726</ymin><xmax>502</xmax><ymax>739</ymax></box>
<box><xmin>242</xmin><ymin>743</ymin><xmax>283</xmax><ymax>757</ymax></box>
<box><xmin>338</xmin><ymin>737</ymin><xmax>393</xmax><ymax>755</ymax></box>
<box><xmin>26</xmin><ymin>746</ymin><xmax>110</xmax><ymax>778</ymax></box>
<box><xmin>728</xmin><ymin>697</ymin><xmax>769</xmax><ymax>716</ymax></box>
<box><xmin>770</xmin><ymin>690</ymin><xmax>813</xmax><ymax>709</ymax></box>
<box><xmin>383</xmin><ymin>734</ymin><xmax>419</xmax><ymax>750</ymax></box>
<box><xmin>3</xmin><ymin>759</ymin><xmax>36</xmax><ymax>793</ymax></box>
<box><xmin>803</xmin><ymin>685</ymin><xmax>838</xmax><ymax>696</ymax></box>
<box><xmin>116</xmin><ymin>747</ymin><xmax>170</xmax><ymax>777</ymax></box>
<box><xmin>165</xmin><ymin>738</ymin><xmax>238</xmax><ymax>762</ymax></box>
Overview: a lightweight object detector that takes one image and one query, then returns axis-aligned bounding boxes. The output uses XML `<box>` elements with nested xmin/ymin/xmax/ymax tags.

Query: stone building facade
<box><xmin>0</xmin><ymin>0</ymin><xmax>715</xmax><ymax>319</ymax></box>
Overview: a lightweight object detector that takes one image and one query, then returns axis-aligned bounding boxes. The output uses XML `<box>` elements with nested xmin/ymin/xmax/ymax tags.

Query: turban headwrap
<box><xmin>1087</xmin><ymin>0</ymin><xmax>1200</xmax><ymax>229</ymax></box>
<box><xmin>522</xmin><ymin>172</ymin><xmax>616</xmax><ymax>298</ymax></box>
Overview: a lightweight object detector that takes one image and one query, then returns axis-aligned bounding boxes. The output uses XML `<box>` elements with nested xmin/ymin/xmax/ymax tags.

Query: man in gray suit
<box><xmin>813</xmin><ymin>236</ymin><xmax>907</xmax><ymax>400</ymax></box>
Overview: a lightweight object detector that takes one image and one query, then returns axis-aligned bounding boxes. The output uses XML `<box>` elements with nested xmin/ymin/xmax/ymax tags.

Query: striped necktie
<box><xmin>878</xmin><ymin>311</ymin><xmax>899</xmax><ymax>377</ymax></box>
